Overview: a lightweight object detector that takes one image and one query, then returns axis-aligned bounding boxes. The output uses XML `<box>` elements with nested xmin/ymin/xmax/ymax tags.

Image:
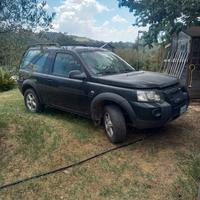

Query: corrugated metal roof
<box><xmin>183</xmin><ymin>26</ymin><xmax>200</xmax><ymax>37</ymax></box>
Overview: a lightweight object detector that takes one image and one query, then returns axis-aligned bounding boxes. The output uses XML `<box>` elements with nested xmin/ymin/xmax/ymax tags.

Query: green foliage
<box><xmin>0</xmin><ymin>0</ymin><xmax>53</xmax><ymax>73</ymax></box>
<box><xmin>0</xmin><ymin>68</ymin><xmax>16</xmax><ymax>92</ymax></box>
<box><xmin>118</xmin><ymin>0</ymin><xmax>200</xmax><ymax>46</ymax></box>
<box><xmin>0</xmin><ymin>30</ymin><xmax>49</xmax><ymax>71</ymax></box>
<box><xmin>0</xmin><ymin>31</ymin><xmax>27</xmax><ymax>70</ymax></box>
<box><xmin>0</xmin><ymin>30</ymin><xmax>162</xmax><ymax>74</ymax></box>
<box><xmin>115</xmin><ymin>45</ymin><xmax>163</xmax><ymax>71</ymax></box>
<box><xmin>0</xmin><ymin>0</ymin><xmax>55</xmax><ymax>33</ymax></box>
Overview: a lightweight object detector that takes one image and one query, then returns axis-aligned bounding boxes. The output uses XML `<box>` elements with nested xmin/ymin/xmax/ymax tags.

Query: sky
<box><xmin>45</xmin><ymin>0</ymin><xmax>147</xmax><ymax>42</ymax></box>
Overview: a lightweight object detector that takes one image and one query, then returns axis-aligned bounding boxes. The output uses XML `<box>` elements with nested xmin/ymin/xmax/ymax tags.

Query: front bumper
<box><xmin>129</xmin><ymin>91</ymin><xmax>189</xmax><ymax>129</ymax></box>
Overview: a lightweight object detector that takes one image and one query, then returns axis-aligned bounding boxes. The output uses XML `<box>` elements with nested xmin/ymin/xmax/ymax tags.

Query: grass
<box><xmin>0</xmin><ymin>89</ymin><xmax>199</xmax><ymax>199</ymax></box>
<box><xmin>17</xmin><ymin>120</ymin><xmax>52</xmax><ymax>160</ymax></box>
<box><xmin>171</xmin><ymin>150</ymin><xmax>200</xmax><ymax>199</ymax></box>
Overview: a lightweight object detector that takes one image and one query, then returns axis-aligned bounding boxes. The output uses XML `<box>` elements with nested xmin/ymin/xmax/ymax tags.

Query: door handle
<box><xmin>46</xmin><ymin>79</ymin><xmax>55</xmax><ymax>85</ymax></box>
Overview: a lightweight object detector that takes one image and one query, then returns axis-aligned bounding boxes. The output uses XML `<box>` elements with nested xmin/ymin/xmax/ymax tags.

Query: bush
<box><xmin>0</xmin><ymin>68</ymin><xmax>16</xmax><ymax>92</ymax></box>
<box><xmin>115</xmin><ymin>46</ymin><xmax>163</xmax><ymax>72</ymax></box>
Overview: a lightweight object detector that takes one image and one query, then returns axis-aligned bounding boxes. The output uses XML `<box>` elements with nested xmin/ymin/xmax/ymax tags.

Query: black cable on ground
<box><xmin>0</xmin><ymin>136</ymin><xmax>149</xmax><ymax>191</ymax></box>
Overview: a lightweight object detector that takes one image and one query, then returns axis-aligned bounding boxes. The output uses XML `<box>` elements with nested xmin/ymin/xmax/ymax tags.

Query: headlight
<box><xmin>137</xmin><ymin>90</ymin><xmax>163</xmax><ymax>102</ymax></box>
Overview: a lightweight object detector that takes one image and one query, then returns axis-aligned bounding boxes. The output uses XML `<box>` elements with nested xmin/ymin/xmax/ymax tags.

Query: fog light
<box><xmin>152</xmin><ymin>109</ymin><xmax>161</xmax><ymax>118</ymax></box>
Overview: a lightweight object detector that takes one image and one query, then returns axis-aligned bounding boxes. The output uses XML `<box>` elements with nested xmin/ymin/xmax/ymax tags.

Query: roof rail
<box><xmin>61</xmin><ymin>44</ymin><xmax>88</xmax><ymax>47</ymax></box>
<box><xmin>28</xmin><ymin>43</ymin><xmax>60</xmax><ymax>50</ymax></box>
<box><xmin>61</xmin><ymin>44</ymin><xmax>96</xmax><ymax>50</ymax></box>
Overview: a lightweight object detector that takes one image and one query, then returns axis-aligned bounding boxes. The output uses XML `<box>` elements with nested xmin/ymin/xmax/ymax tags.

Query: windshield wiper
<box><xmin>122</xmin><ymin>69</ymin><xmax>135</xmax><ymax>73</ymax></box>
<box><xmin>96</xmin><ymin>70</ymin><xmax>116</xmax><ymax>75</ymax></box>
<box><xmin>96</xmin><ymin>69</ymin><xmax>134</xmax><ymax>76</ymax></box>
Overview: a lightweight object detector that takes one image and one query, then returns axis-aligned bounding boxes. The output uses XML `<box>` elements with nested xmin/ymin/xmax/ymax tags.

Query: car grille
<box><xmin>163</xmin><ymin>84</ymin><xmax>188</xmax><ymax>118</ymax></box>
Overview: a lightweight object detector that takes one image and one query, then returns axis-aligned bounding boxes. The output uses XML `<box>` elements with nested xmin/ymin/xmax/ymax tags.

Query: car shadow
<box><xmin>42</xmin><ymin>107</ymin><xmax>186</xmax><ymax>151</ymax></box>
<box><xmin>42</xmin><ymin>107</ymin><xmax>91</xmax><ymax>123</ymax></box>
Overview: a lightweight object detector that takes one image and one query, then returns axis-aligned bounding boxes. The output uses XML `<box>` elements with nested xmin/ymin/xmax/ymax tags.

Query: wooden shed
<box><xmin>161</xmin><ymin>26</ymin><xmax>200</xmax><ymax>99</ymax></box>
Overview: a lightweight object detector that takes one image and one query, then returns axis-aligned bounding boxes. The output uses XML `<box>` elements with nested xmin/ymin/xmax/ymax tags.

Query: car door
<box><xmin>47</xmin><ymin>52</ymin><xmax>90</xmax><ymax>114</ymax></box>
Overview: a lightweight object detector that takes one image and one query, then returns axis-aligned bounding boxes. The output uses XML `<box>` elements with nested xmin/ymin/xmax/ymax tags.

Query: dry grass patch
<box><xmin>0</xmin><ymin>89</ymin><xmax>199</xmax><ymax>199</ymax></box>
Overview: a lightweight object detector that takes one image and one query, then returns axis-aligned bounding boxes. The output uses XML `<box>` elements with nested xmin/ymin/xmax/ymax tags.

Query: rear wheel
<box><xmin>24</xmin><ymin>89</ymin><xmax>44</xmax><ymax>113</ymax></box>
<box><xmin>103</xmin><ymin>105</ymin><xmax>126</xmax><ymax>143</ymax></box>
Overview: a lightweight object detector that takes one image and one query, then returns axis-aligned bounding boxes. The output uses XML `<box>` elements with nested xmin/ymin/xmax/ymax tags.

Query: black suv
<box><xmin>18</xmin><ymin>44</ymin><xmax>189</xmax><ymax>143</ymax></box>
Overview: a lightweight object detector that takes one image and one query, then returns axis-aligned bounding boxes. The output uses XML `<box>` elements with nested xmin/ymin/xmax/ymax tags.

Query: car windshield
<box><xmin>80</xmin><ymin>50</ymin><xmax>135</xmax><ymax>75</ymax></box>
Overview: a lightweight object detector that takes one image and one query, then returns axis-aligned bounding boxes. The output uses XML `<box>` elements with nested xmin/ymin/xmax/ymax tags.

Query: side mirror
<box><xmin>69</xmin><ymin>70</ymin><xmax>87</xmax><ymax>80</ymax></box>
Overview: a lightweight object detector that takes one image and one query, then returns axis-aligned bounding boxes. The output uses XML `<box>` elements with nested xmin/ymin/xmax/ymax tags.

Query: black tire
<box><xmin>24</xmin><ymin>89</ymin><xmax>44</xmax><ymax>113</ymax></box>
<box><xmin>103</xmin><ymin>105</ymin><xmax>126</xmax><ymax>143</ymax></box>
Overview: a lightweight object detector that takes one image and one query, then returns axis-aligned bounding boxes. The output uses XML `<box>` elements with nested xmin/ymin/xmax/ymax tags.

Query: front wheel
<box><xmin>103</xmin><ymin>105</ymin><xmax>126</xmax><ymax>143</ymax></box>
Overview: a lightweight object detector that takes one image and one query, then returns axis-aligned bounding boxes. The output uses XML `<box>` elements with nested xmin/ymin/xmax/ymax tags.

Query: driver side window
<box><xmin>52</xmin><ymin>53</ymin><xmax>82</xmax><ymax>77</ymax></box>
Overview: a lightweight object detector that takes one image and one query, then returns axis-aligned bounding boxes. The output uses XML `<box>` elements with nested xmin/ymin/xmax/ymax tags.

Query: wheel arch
<box><xmin>90</xmin><ymin>92</ymin><xmax>136</xmax><ymax>125</ymax></box>
<box><xmin>22</xmin><ymin>81</ymin><xmax>43</xmax><ymax>104</ymax></box>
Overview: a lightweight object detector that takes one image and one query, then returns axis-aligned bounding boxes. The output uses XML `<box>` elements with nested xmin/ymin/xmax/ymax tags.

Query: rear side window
<box><xmin>20</xmin><ymin>50</ymin><xmax>41</xmax><ymax>69</ymax></box>
<box><xmin>20</xmin><ymin>50</ymin><xmax>49</xmax><ymax>73</ymax></box>
<box><xmin>33</xmin><ymin>53</ymin><xmax>49</xmax><ymax>73</ymax></box>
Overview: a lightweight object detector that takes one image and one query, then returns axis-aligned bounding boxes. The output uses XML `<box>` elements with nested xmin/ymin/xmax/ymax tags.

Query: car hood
<box><xmin>95</xmin><ymin>71</ymin><xmax>179</xmax><ymax>89</ymax></box>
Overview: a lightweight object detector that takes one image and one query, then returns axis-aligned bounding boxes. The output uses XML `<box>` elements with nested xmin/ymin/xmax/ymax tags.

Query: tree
<box><xmin>118</xmin><ymin>0</ymin><xmax>200</xmax><ymax>46</ymax></box>
<box><xmin>0</xmin><ymin>0</ymin><xmax>55</xmax><ymax>33</ymax></box>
